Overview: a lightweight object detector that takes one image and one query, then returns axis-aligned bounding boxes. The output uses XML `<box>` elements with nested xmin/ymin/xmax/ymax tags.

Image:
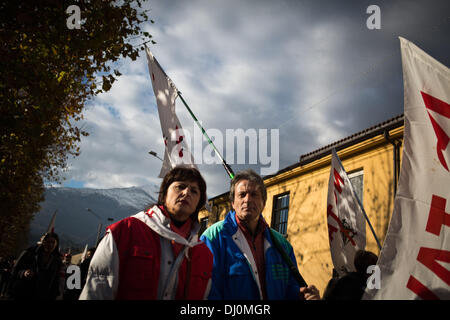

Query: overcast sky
<box><xmin>59</xmin><ymin>0</ymin><xmax>450</xmax><ymax>198</ymax></box>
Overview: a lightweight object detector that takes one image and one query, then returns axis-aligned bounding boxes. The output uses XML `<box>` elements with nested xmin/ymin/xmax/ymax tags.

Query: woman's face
<box><xmin>164</xmin><ymin>180</ymin><xmax>201</xmax><ymax>222</ymax></box>
<box><xmin>42</xmin><ymin>236</ymin><xmax>57</xmax><ymax>253</ymax></box>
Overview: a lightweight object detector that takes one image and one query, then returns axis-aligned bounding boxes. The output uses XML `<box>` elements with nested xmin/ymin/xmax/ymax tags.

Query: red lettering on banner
<box><xmin>407</xmin><ymin>194</ymin><xmax>450</xmax><ymax>299</ymax></box>
<box><xmin>421</xmin><ymin>91</ymin><xmax>450</xmax><ymax>171</ymax></box>
<box><xmin>417</xmin><ymin>247</ymin><xmax>450</xmax><ymax>286</ymax></box>
<box><xmin>333</xmin><ymin>169</ymin><xmax>345</xmax><ymax>205</ymax></box>
<box><xmin>333</xmin><ymin>169</ymin><xmax>345</xmax><ymax>194</ymax></box>
<box><xmin>406</xmin><ymin>276</ymin><xmax>440</xmax><ymax>300</ymax></box>
<box><xmin>426</xmin><ymin>195</ymin><xmax>450</xmax><ymax>236</ymax></box>
<box><xmin>175</xmin><ymin>125</ymin><xmax>184</xmax><ymax>144</ymax></box>
<box><xmin>327</xmin><ymin>205</ymin><xmax>339</xmax><ymax>242</ymax></box>
<box><xmin>174</xmin><ymin>125</ymin><xmax>184</xmax><ymax>158</ymax></box>
<box><xmin>328</xmin><ymin>223</ymin><xmax>338</xmax><ymax>242</ymax></box>
<box><xmin>327</xmin><ymin>204</ymin><xmax>356</xmax><ymax>246</ymax></box>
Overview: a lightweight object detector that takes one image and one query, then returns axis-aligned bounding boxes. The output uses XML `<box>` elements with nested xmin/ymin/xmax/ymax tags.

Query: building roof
<box><xmin>298</xmin><ymin>114</ymin><xmax>404</xmax><ymax>165</ymax></box>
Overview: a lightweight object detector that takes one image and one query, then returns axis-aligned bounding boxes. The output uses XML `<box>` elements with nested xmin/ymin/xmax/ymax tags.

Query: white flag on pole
<box><xmin>364</xmin><ymin>38</ymin><xmax>450</xmax><ymax>300</ymax></box>
<box><xmin>80</xmin><ymin>244</ymin><xmax>88</xmax><ymax>263</ymax></box>
<box><xmin>326</xmin><ymin>149</ymin><xmax>366</xmax><ymax>276</ymax></box>
<box><xmin>46</xmin><ymin>210</ymin><xmax>57</xmax><ymax>234</ymax></box>
<box><xmin>145</xmin><ymin>47</ymin><xmax>196</xmax><ymax>178</ymax></box>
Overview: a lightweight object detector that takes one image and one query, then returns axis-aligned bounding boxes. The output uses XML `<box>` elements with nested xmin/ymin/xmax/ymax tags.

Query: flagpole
<box><xmin>355</xmin><ymin>194</ymin><xmax>382</xmax><ymax>250</ymax></box>
<box><xmin>177</xmin><ymin>91</ymin><xmax>235</xmax><ymax>179</ymax></box>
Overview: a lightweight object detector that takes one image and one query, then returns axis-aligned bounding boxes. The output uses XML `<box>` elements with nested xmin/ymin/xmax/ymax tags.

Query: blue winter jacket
<box><xmin>200</xmin><ymin>211</ymin><xmax>301</xmax><ymax>300</ymax></box>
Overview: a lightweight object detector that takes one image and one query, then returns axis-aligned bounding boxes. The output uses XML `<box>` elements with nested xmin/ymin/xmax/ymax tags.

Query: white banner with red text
<box><xmin>364</xmin><ymin>37</ymin><xmax>450</xmax><ymax>300</ymax></box>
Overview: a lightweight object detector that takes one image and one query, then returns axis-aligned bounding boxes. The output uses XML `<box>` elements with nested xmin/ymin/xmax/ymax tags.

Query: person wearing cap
<box><xmin>80</xmin><ymin>165</ymin><xmax>213</xmax><ymax>300</ymax></box>
<box><xmin>201</xmin><ymin>169</ymin><xmax>320</xmax><ymax>300</ymax></box>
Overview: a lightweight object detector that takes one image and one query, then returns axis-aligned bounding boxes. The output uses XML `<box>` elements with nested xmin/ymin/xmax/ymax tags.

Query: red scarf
<box><xmin>236</xmin><ymin>215</ymin><xmax>268</xmax><ymax>299</ymax></box>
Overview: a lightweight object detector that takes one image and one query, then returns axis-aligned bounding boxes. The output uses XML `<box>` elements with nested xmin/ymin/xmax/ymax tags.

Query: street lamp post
<box><xmin>148</xmin><ymin>150</ymin><xmax>163</xmax><ymax>162</ymax></box>
<box><xmin>86</xmin><ymin>208</ymin><xmax>114</xmax><ymax>247</ymax></box>
<box><xmin>94</xmin><ymin>222</ymin><xmax>103</xmax><ymax>248</ymax></box>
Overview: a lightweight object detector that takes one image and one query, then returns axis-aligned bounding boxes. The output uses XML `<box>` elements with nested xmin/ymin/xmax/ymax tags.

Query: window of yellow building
<box><xmin>348</xmin><ymin>169</ymin><xmax>364</xmax><ymax>203</ymax></box>
<box><xmin>271</xmin><ymin>192</ymin><xmax>290</xmax><ymax>235</ymax></box>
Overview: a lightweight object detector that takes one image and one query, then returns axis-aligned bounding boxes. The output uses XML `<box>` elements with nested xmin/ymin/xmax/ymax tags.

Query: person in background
<box><xmin>57</xmin><ymin>253</ymin><xmax>71</xmax><ymax>300</ymax></box>
<box><xmin>0</xmin><ymin>256</ymin><xmax>13</xmax><ymax>298</ymax></box>
<box><xmin>322</xmin><ymin>250</ymin><xmax>378</xmax><ymax>300</ymax></box>
<box><xmin>79</xmin><ymin>248</ymin><xmax>95</xmax><ymax>289</ymax></box>
<box><xmin>321</xmin><ymin>268</ymin><xmax>340</xmax><ymax>299</ymax></box>
<box><xmin>59</xmin><ymin>252</ymin><xmax>82</xmax><ymax>300</ymax></box>
<box><xmin>9</xmin><ymin>232</ymin><xmax>62</xmax><ymax>300</ymax></box>
<box><xmin>201</xmin><ymin>169</ymin><xmax>320</xmax><ymax>300</ymax></box>
<box><xmin>80</xmin><ymin>165</ymin><xmax>213</xmax><ymax>300</ymax></box>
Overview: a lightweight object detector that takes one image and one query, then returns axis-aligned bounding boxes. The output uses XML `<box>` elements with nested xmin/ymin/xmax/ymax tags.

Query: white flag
<box><xmin>80</xmin><ymin>244</ymin><xmax>88</xmax><ymax>263</ymax></box>
<box><xmin>364</xmin><ymin>38</ymin><xmax>450</xmax><ymax>300</ymax></box>
<box><xmin>145</xmin><ymin>47</ymin><xmax>196</xmax><ymax>178</ymax></box>
<box><xmin>326</xmin><ymin>149</ymin><xmax>366</xmax><ymax>276</ymax></box>
<box><xmin>46</xmin><ymin>210</ymin><xmax>57</xmax><ymax>234</ymax></box>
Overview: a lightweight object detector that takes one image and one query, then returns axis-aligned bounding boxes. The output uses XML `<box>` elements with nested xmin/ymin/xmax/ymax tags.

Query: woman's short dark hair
<box><xmin>41</xmin><ymin>232</ymin><xmax>59</xmax><ymax>244</ymax></box>
<box><xmin>229</xmin><ymin>169</ymin><xmax>267</xmax><ymax>204</ymax></box>
<box><xmin>157</xmin><ymin>165</ymin><xmax>207</xmax><ymax>222</ymax></box>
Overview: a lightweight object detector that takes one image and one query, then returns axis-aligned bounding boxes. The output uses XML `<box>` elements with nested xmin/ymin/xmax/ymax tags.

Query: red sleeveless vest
<box><xmin>108</xmin><ymin>216</ymin><xmax>212</xmax><ymax>300</ymax></box>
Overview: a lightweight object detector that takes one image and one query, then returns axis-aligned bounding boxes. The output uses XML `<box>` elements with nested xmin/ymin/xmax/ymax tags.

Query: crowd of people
<box><xmin>2</xmin><ymin>165</ymin><xmax>378</xmax><ymax>301</ymax></box>
<box><xmin>0</xmin><ymin>237</ymin><xmax>95</xmax><ymax>301</ymax></box>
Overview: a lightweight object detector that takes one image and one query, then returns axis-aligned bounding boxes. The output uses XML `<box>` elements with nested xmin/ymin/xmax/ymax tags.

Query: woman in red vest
<box><xmin>79</xmin><ymin>166</ymin><xmax>213</xmax><ymax>300</ymax></box>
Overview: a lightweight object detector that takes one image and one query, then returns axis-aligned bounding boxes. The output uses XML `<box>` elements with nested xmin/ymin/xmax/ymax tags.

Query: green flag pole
<box><xmin>177</xmin><ymin>92</ymin><xmax>235</xmax><ymax>179</ymax></box>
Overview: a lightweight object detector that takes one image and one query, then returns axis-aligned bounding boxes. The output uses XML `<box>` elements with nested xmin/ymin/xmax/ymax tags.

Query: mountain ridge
<box><xmin>29</xmin><ymin>184</ymin><xmax>159</xmax><ymax>251</ymax></box>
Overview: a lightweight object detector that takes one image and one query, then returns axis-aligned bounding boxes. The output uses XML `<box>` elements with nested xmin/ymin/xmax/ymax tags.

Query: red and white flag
<box><xmin>364</xmin><ymin>38</ymin><xmax>450</xmax><ymax>300</ymax></box>
<box><xmin>145</xmin><ymin>47</ymin><xmax>196</xmax><ymax>178</ymax></box>
<box><xmin>326</xmin><ymin>149</ymin><xmax>366</xmax><ymax>276</ymax></box>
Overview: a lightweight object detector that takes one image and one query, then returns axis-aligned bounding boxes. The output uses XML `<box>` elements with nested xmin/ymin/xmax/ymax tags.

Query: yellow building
<box><xmin>199</xmin><ymin>114</ymin><xmax>404</xmax><ymax>294</ymax></box>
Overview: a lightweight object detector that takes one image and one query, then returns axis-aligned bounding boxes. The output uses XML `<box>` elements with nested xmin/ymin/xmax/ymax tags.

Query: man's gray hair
<box><xmin>229</xmin><ymin>169</ymin><xmax>267</xmax><ymax>204</ymax></box>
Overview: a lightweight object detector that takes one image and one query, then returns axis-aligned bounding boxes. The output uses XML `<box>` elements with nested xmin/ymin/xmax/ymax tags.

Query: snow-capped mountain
<box><xmin>29</xmin><ymin>184</ymin><xmax>159</xmax><ymax>251</ymax></box>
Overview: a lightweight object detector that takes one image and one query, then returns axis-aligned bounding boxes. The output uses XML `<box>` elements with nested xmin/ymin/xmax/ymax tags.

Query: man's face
<box><xmin>232</xmin><ymin>180</ymin><xmax>265</xmax><ymax>225</ymax></box>
<box><xmin>164</xmin><ymin>180</ymin><xmax>201</xmax><ymax>222</ymax></box>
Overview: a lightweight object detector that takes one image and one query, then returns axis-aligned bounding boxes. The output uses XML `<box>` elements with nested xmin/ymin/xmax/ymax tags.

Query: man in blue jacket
<box><xmin>201</xmin><ymin>169</ymin><xmax>320</xmax><ymax>300</ymax></box>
